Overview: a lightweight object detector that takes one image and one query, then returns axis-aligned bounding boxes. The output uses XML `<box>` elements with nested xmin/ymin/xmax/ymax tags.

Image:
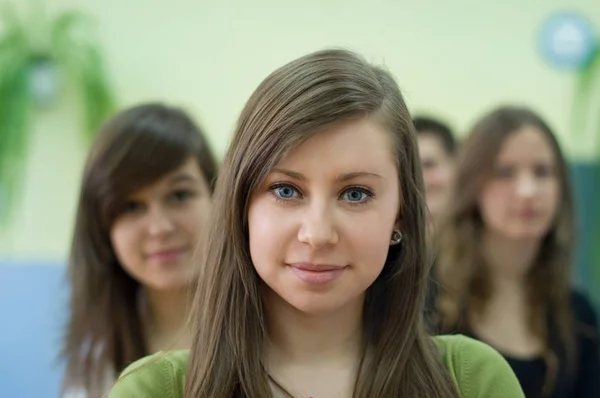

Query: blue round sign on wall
<box><xmin>538</xmin><ymin>10</ymin><xmax>598</xmax><ymax>71</ymax></box>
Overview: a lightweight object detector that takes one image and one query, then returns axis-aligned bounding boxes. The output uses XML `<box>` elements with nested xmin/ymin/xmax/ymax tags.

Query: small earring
<box><xmin>390</xmin><ymin>230</ymin><xmax>403</xmax><ymax>245</ymax></box>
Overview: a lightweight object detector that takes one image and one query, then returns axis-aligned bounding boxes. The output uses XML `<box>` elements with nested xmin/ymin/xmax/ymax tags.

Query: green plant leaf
<box><xmin>50</xmin><ymin>10</ymin><xmax>92</xmax><ymax>64</ymax></box>
<box><xmin>0</xmin><ymin>4</ymin><xmax>32</xmax><ymax>228</ymax></box>
<box><xmin>48</xmin><ymin>9</ymin><xmax>115</xmax><ymax>142</ymax></box>
<box><xmin>1</xmin><ymin>2</ymin><xmax>24</xmax><ymax>35</ymax></box>
<box><xmin>78</xmin><ymin>45</ymin><xmax>116</xmax><ymax>142</ymax></box>
<box><xmin>0</xmin><ymin>4</ymin><xmax>116</xmax><ymax>228</ymax></box>
<box><xmin>0</xmin><ymin>6</ymin><xmax>29</xmax><ymax>61</ymax></box>
<box><xmin>0</xmin><ymin>58</ymin><xmax>31</xmax><ymax>228</ymax></box>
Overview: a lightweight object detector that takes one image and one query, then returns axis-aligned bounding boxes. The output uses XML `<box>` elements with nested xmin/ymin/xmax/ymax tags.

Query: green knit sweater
<box><xmin>110</xmin><ymin>335</ymin><xmax>525</xmax><ymax>397</ymax></box>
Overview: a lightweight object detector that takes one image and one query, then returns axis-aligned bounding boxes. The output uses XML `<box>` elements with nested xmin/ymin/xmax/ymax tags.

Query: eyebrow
<box><xmin>271</xmin><ymin>168</ymin><xmax>384</xmax><ymax>182</ymax></box>
<box><xmin>168</xmin><ymin>173</ymin><xmax>198</xmax><ymax>184</ymax></box>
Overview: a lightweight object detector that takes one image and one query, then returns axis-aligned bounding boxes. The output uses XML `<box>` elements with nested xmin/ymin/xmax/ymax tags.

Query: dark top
<box><xmin>427</xmin><ymin>286</ymin><xmax>600</xmax><ymax>398</ymax></box>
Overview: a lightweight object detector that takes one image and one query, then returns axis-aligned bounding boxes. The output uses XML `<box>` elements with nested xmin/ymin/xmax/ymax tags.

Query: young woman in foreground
<box><xmin>110</xmin><ymin>50</ymin><xmax>524</xmax><ymax>397</ymax></box>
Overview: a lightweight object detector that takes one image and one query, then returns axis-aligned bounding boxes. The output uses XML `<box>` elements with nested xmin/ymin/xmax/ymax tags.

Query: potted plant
<box><xmin>0</xmin><ymin>3</ymin><xmax>116</xmax><ymax>227</ymax></box>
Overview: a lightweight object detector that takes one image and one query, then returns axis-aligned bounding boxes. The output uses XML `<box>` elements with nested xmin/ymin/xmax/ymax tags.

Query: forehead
<box><xmin>132</xmin><ymin>158</ymin><xmax>207</xmax><ymax>196</ymax></box>
<box><xmin>274</xmin><ymin>118</ymin><xmax>397</xmax><ymax>173</ymax></box>
<box><xmin>496</xmin><ymin>126</ymin><xmax>556</xmax><ymax>164</ymax></box>
<box><xmin>418</xmin><ymin>133</ymin><xmax>450</xmax><ymax>159</ymax></box>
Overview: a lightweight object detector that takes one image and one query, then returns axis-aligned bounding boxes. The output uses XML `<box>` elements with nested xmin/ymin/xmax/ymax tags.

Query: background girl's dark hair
<box><xmin>413</xmin><ymin>116</ymin><xmax>456</xmax><ymax>156</ymax></box>
<box><xmin>61</xmin><ymin>103</ymin><xmax>218</xmax><ymax>395</ymax></box>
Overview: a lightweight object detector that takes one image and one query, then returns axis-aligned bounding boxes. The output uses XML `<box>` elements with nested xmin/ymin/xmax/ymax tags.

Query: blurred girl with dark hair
<box><xmin>61</xmin><ymin>103</ymin><xmax>218</xmax><ymax>397</ymax></box>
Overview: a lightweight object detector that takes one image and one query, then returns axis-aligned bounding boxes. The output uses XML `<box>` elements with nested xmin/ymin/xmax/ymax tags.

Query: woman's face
<box><xmin>248</xmin><ymin>118</ymin><xmax>401</xmax><ymax>315</ymax></box>
<box><xmin>418</xmin><ymin>133</ymin><xmax>455</xmax><ymax>224</ymax></box>
<box><xmin>478</xmin><ymin>126</ymin><xmax>560</xmax><ymax>240</ymax></box>
<box><xmin>110</xmin><ymin>157</ymin><xmax>211</xmax><ymax>292</ymax></box>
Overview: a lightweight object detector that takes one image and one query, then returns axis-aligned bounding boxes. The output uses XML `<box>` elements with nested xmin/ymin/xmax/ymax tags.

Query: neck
<box><xmin>264</xmin><ymin>289</ymin><xmax>364</xmax><ymax>366</ymax></box>
<box><xmin>142</xmin><ymin>287</ymin><xmax>190</xmax><ymax>350</ymax></box>
<box><xmin>482</xmin><ymin>229</ymin><xmax>540</xmax><ymax>295</ymax></box>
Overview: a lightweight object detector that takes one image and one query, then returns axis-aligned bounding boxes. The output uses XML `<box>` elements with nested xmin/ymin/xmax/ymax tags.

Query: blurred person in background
<box><xmin>60</xmin><ymin>103</ymin><xmax>218</xmax><ymax>397</ymax></box>
<box><xmin>414</xmin><ymin>116</ymin><xmax>457</xmax><ymax>331</ymax></box>
<box><xmin>414</xmin><ymin>116</ymin><xmax>457</xmax><ymax>234</ymax></box>
<box><xmin>433</xmin><ymin>106</ymin><xmax>600</xmax><ymax>397</ymax></box>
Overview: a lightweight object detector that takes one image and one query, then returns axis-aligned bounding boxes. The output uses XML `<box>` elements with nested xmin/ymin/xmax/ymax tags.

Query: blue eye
<box><xmin>271</xmin><ymin>184</ymin><xmax>300</xmax><ymax>200</ymax></box>
<box><xmin>341</xmin><ymin>187</ymin><xmax>373</xmax><ymax>205</ymax></box>
<box><xmin>343</xmin><ymin>189</ymin><xmax>367</xmax><ymax>202</ymax></box>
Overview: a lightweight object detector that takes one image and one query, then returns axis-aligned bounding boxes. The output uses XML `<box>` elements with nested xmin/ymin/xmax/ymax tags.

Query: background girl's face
<box><xmin>477</xmin><ymin>126</ymin><xmax>560</xmax><ymax>240</ymax></box>
<box><xmin>110</xmin><ymin>157</ymin><xmax>211</xmax><ymax>291</ymax></box>
<box><xmin>418</xmin><ymin>133</ymin><xmax>455</xmax><ymax>224</ymax></box>
<box><xmin>247</xmin><ymin>118</ymin><xmax>401</xmax><ymax>315</ymax></box>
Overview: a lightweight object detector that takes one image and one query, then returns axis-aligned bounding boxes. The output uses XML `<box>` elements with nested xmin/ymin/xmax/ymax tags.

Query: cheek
<box><xmin>546</xmin><ymin>181</ymin><xmax>561</xmax><ymax>216</ymax></box>
<box><xmin>352</xmin><ymin>224</ymin><xmax>391</xmax><ymax>274</ymax></box>
<box><xmin>180</xmin><ymin>199</ymin><xmax>210</xmax><ymax>239</ymax></box>
<box><xmin>439</xmin><ymin>168</ymin><xmax>454</xmax><ymax>187</ymax></box>
<box><xmin>423</xmin><ymin>169</ymin><xmax>437</xmax><ymax>186</ymax></box>
<box><xmin>110</xmin><ymin>222</ymin><xmax>140</xmax><ymax>272</ymax></box>
<box><xmin>248</xmin><ymin>200</ymin><xmax>289</xmax><ymax>272</ymax></box>
<box><xmin>344</xmin><ymin>203</ymin><xmax>398</xmax><ymax>275</ymax></box>
<box><xmin>478</xmin><ymin>186</ymin><xmax>508</xmax><ymax>224</ymax></box>
<box><xmin>425</xmin><ymin>168</ymin><xmax>451</xmax><ymax>189</ymax></box>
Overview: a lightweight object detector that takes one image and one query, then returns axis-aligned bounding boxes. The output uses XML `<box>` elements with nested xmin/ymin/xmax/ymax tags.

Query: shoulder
<box><xmin>109</xmin><ymin>350</ymin><xmax>189</xmax><ymax>398</ymax></box>
<box><xmin>62</xmin><ymin>366</ymin><xmax>115</xmax><ymax>398</ymax></box>
<box><xmin>433</xmin><ymin>335</ymin><xmax>524</xmax><ymax>398</ymax></box>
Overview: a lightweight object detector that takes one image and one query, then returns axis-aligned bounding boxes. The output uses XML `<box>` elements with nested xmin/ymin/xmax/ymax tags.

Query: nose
<box><xmin>424</xmin><ymin>168</ymin><xmax>441</xmax><ymax>188</ymax></box>
<box><xmin>515</xmin><ymin>172</ymin><xmax>536</xmax><ymax>198</ymax></box>
<box><xmin>297</xmin><ymin>201</ymin><xmax>338</xmax><ymax>249</ymax></box>
<box><xmin>146</xmin><ymin>206</ymin><xmax>175</xmax><ymax>237</ymax></box>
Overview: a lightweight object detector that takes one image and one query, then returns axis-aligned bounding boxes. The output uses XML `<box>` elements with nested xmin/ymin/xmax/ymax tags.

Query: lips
<box><xmin>289</xmin><ymin>263</ymin><xmax>344</xmax><ymax>271</ymax></box>
<box><xmin>288</xmin><ymin>262</ymin><xmax>346</xmax><ymax>285</ymax></box>
<box><xmin>147</xmin><ymin>247</ymin><xmax>188</xmax><ymax>263</ymax></box>
<box><xmin>517</xmin><ymin>209</ymin><xmax>539</xmax><ymax>219</ymax></box>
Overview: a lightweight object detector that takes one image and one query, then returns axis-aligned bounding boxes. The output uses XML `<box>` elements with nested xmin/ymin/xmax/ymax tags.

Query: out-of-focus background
<box><xmin>1</xmin><ymin>0</ymin><xmax>598</xmax><ymax>396</ymax></box>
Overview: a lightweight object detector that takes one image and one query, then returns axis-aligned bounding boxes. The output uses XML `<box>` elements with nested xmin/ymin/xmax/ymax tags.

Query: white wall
<box><xmin>1</xmin><ymin>0</ymin><xmax>599</xmax><ymax>259</ymax></box>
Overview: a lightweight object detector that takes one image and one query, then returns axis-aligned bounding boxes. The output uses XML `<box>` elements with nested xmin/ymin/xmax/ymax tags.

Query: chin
<box><xmin>505</xmin><ymin>227</ymin><xmax>549</xmax><ymax>240</ymax></box>
<box><xmin>145</xmin><ymin>275</ymin><xmax>190</xmax><ymax>292</ymax></box>
<box><xmin>282</xmin><ymin>294</ymin><xmax>347</xmax><ymax>316</ymax></box>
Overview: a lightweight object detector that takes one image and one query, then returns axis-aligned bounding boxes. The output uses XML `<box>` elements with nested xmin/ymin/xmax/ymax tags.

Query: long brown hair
<box><xmin>185</xmin><ymin>49</ymin><xmax>459</xmax><ymax>397</ymax></box>
<box><xmin>61</xmin><ymin>103</ymin><xmax>218</xmax><ymax>396</ymax></box>
<box><xmin>434</xmin><ymin>106</ymin><xmax>576</xmax><ymax>392</ymax></box>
